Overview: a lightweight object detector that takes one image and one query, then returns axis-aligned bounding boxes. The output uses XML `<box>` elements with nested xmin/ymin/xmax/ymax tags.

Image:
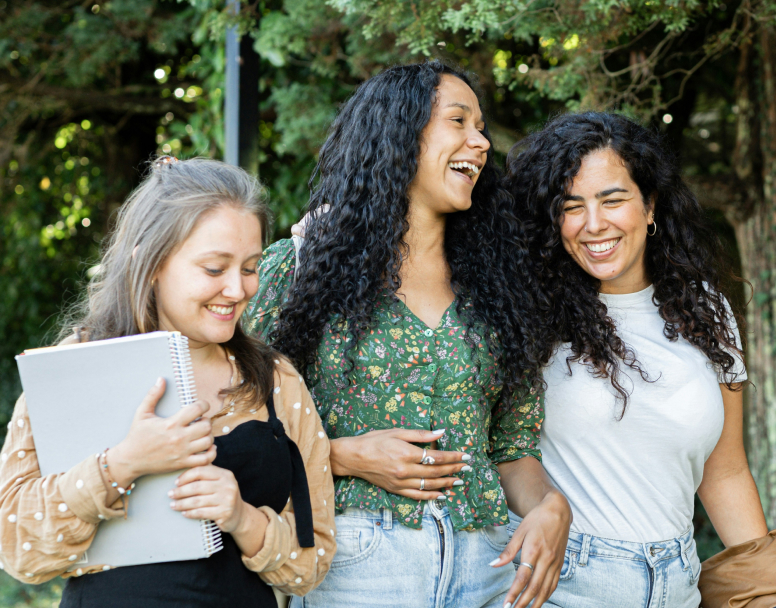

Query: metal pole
<box><xmin>224</xmin><ymin>0</ymin><xmax>240</xmax><ymax>166</ymax></box>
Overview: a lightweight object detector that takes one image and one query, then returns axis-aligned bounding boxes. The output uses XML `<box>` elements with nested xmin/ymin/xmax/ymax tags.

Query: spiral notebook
<box><xmin>15</xmin><ymin>331</ymin><xmax>223</xmax><ymax>569</ymax></box>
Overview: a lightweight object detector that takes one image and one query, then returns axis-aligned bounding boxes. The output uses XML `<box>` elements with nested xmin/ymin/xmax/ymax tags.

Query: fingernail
<box><xmin>175</xmin><ymin>478</ymin><xmax>180</xmax><ymax>485</ymax></box>
<box><xmin>504</xmin><ymin>602</ymin><xmax>512</xmax><ymax>608</ymax></box>
<box><xmin>432</xmin><ymin>429</ymin><xmax>446</xmax><ymax>435</ymax></box>
<box><xmin>156</xmin><ymin>377</ymin><xmax>164</xmax><ymax>387</ymax></box>
<box><xmin>169</xmin><ymin>502</ymin><xmax>176</xmax><ymax>508</ymax></box>
<box><xmin>453</xmin><ymin>479</ymin><xmax>464</xmax><ymax>486</ymax></box>
<box><xmin>435</xmin><ymin>495</ymin><xmax>446</xmax><ymax>501</ymax></box>
<box><xmin>461</xmin><ymin>453</ymin><xmax>471</xmax><ymax>461</ymax></box>
<box><xmin>167</xmin><ymin>490</ymin><xmax>173</xmax><ymax>498</ymax></box>
<box><xmin>461</xmin><ymin>465</ymin><xmax>472</xmax><ymax>473</ymax></box>
<box><xmin>489</xmin><ymin>558</ymin><xmax>501</xmax><ymax>567</ymax></box>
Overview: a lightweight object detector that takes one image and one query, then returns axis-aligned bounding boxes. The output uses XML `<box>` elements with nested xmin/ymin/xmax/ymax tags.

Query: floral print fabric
<box><xmin>244</xmin><ymin>239</ymin><xmax>543</xmax><ymax>531</ymax></box>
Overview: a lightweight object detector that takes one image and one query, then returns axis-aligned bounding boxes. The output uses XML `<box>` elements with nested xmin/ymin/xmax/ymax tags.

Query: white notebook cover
<box><xmin>15</xmin><ymin>331</ymin><xmax>222</xmax><ymax>569</ymax></box>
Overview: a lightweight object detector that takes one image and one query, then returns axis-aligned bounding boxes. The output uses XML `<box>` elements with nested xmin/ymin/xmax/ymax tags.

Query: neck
<box><xmin>598</xmin><ymin>271</ymin><xmax>651</xmax><ymax>295</ymax></box>
<box><xmin>187</xmin><ymin>339</ymin><xmax>225</xmax><ymax>369</ymax></box>
<box><xmin>403</xmin><ymin>203</ymin><xmax>447</xmax><ymax>270</ymax></box>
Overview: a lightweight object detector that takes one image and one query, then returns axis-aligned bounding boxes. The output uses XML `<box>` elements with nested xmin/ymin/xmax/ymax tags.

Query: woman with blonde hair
<box><xmin>0</xmin><ymin>157</ymin><xmax>335</xmax><ymax>608</ymax></box>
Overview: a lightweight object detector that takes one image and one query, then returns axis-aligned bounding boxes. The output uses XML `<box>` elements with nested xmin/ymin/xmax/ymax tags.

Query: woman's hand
<box><xmin>492</xmin><ymin>490</ymin><xmax>571</xmax><ymax>608</ymax></box>
<box><xmin>290</xmin><ymin>204</ymin><xmax>330</xmax><ymax>238</ymax></box>
<box><xmin>108</xmin><ymin>378</ymin><xmax>216</xmax><ymax>486</ymax></box>
<box><xmin>169</xmin><ymin>464</ymin><xmax>246</xmax><ymax>533</ymax></box>
<box><xmin>330</xmin><ymin>429</ymin><xmax>470</xmax><ymax>500</ymax></box>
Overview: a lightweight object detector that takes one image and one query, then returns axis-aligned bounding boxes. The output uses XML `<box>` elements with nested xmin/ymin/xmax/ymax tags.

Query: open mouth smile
<box><xmin>584</xmin><ymin>238</ymin><xmax>621</xmax><ymax>254</ymax></box>
<box><xmin>206</xmin><ymin>304</ymin><xmax>235</xmax><ymax>319</ymax></box>
<box><xmin>447</xmin><ymin>161</ymin><xmax>480</xmax><ymax>178</ymax></box>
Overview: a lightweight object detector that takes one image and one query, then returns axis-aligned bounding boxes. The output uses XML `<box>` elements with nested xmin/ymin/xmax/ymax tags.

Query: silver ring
<box><xmin>420</xmin><ymin>478</ymin><xmax>425</xmax><ymax>491</ymax></box>
<box><xmin>420</xmin><ymin>448</ymin><xmax>435</xmax><ymax>465</ymax></box>
<box><xmin>519</xmin><ymin>562</ymin><xmax>534</xmax><ymax>573</ymax></box>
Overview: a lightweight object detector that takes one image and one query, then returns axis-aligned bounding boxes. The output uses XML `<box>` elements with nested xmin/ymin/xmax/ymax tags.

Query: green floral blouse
<box><xmin>244</xmin><ymin>239</ymin><xmax>543</xmax><ymax>531</ymax></box>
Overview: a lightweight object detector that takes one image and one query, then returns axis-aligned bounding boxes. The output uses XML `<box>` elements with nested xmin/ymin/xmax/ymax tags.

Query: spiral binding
<box><xmin>202</xmin><ymin>520</ymin><xmax>224</xmax><ymax>556</ymax></box>
<box><xmin>168</xmin><ymin>332</ymin><xmax>197</xmax><ymax>406</ymax></box>
<box><xmin>168</xmin><ymin>331</ymin><xmax>223</xmax><ymax>556</ymax></box>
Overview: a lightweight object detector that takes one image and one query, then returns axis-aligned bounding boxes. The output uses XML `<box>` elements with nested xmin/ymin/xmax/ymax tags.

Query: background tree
<box><xmin>1</xmin><ymin>0</ymin><xmax>774</xmax><ymax>603</ymax></box>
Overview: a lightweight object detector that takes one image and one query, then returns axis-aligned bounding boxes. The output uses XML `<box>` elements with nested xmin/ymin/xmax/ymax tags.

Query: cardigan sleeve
<box><xmin>240</xmin><ymin>359</ymin><xmax>336</xmax><ymax>595</ymax></box>
<box><xmin>0</xmin><ymin>395</ymin><xmax>125</xmax><ymax>583</ymax></box>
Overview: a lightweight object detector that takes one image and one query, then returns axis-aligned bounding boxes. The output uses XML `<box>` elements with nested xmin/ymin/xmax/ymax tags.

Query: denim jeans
<box><xmin>508</xmin><ymin>513</ymin><xmax>702</xmax><ymax>608</ymax></box>
<box><xmin>292</xmin><ymin>503</ymin><xmax>515</xmax><ymax>608</ymax></box>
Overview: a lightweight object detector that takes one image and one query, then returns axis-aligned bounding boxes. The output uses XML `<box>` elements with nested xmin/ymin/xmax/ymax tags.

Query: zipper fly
<box><xmin>428</xmin><ymin>500</ymin><xmax>446</xmax><ymax>568</ymax></box>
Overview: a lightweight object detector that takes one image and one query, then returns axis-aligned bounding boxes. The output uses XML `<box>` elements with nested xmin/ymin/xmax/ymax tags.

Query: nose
<box><xmin>221</xmin><ymin>269</ymin><xmax>246</xmax><ymax>302</ymax></box>
<box><xmin>468</xmin><ymin>128</ymin><xmax>491</xmax><ymax>155</ymax></box>
<box><xmin>585</xmin><ymin>205</ymin><xmax>608</xmax><ymax>234</ymax></box>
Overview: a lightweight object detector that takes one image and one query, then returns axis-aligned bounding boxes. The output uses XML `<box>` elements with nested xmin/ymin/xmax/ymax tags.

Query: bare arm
<box><xmin>494</xmin><ymin>457</ymin><xmax>572</xmax><ymax>608</ymax></box>
<box><xmin>697</xmin><ymin>383</ymin><xmax>768</xmax><ymax>547</ymax></box>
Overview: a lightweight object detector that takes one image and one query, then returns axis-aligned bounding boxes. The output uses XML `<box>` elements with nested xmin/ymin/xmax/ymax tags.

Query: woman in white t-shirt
<box><xmin>501</xmin><ymin>112</ymin><xmax>768</xmax><ymax>607</ymax></box>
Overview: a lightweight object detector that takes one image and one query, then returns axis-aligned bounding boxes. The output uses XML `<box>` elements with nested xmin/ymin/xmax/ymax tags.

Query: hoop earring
<box><xmin>647</xmin><ymin>221</ymin><xmax>657</xmax><ymax>237</ymax></box>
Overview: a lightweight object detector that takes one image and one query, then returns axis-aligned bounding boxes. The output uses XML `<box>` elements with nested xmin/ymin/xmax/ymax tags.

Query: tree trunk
<box><xmin>734</xmin><ymin>25</ymin><xmax>776</xmax><ymax>526</ymax></box>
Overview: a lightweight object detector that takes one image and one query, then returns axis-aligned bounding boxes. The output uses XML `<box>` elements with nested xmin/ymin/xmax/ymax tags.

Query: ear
<box><xmin>646</xmin><ymin>194</ymin><xmax>656</xmax><ymax>222</ymax></box>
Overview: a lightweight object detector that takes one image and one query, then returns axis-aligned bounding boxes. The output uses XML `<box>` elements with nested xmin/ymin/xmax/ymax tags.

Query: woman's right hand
<box><xmin>108</xmin><ymin>378</ymin><xmax>216</xmax><ymax>485</ymax></box>
<box><xmin>330</xmin><ymin>428</ymin><xmax>470</xmax><ymax>500</ymax></box>
<box><xmin>290</xmin><ymin>204</ymin><xmax>330</xmax><ymax>238</ymax></box>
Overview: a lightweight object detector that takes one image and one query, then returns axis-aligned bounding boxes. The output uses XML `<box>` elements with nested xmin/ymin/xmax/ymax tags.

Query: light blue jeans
<box><xmin>508</xmin><ymin>514</ymin><xmax>702</xmax><ymax>608</ymax></box>
<box><xmin>292</xmin><ymin>504</ymin><xmax>515</xmax><ymax>608</ymax></box>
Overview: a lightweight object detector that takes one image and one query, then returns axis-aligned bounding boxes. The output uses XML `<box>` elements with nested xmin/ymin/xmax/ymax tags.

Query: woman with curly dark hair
<box><xmin>244</xmin><ymin>61</ymin><xmax>571</xmax><ymax>608</ymax></box>
<box><xmin>504</xmin><ymin>111</ymin><xmax>768</xmax><ymax>607</ymax></box>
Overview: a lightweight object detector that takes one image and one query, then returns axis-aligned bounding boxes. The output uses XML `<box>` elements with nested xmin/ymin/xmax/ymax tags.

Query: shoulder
<box><xmin>243</xmin><ymin>240</ymin><xmax>298</xmax><ymax>334</ymax></box>
<box><xmin>261</xmin><ymin>239</ymin><xmax>297</xmax><ymax>275</ymax></box>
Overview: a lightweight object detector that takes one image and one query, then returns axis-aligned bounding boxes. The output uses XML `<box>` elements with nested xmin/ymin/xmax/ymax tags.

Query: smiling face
<box><xmin>154</xmin><ymin>205</ymin><xmax>263</xmax><ymax>348</ymax></box>
<box><xmin>406</xmin><ymin>74</ymin><xmax>491</xmax><ymax>216</ymax></box>
<box><xmin>560</xmin><ymin>148</ymin><xmax>654</xmax><ymax>294</ymax></box>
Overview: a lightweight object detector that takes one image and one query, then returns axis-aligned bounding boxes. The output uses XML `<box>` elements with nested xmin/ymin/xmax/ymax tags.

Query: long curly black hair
<box><xmin>270</xmin><ymin>61</ymin><xmax>549</xmax><ymax>398</ymax></box>
<box><xmin>504</xmin><ymin>111</ymin><xmax>744</xmax><ymax>413</ymax></box>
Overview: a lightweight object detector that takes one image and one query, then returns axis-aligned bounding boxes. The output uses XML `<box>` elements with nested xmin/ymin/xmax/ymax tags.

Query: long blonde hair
<box><xmin>61</xmin><ymin>157</ymin><xmax>275</xmax><ymax>408</ymax></box>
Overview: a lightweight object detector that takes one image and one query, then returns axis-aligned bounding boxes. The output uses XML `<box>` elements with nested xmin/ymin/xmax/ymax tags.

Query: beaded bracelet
<box><xmin>100</xmin><ymin>448</ymin><xmax>135</xmax><ymax>519</ymax></box>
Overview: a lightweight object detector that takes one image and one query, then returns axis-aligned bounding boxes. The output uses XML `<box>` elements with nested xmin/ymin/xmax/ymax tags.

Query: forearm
<box><xmin>232</xmin><ymin>502</ymin><xmax>269</xmax><ymax>558</ymax></box>
<box><xmin>498</xmin><ymin>456</ymin><xmax>568</xmax><ymax>518</ymax></box>
<box><xmin>697</xmin><ymin>468</ymin><xmax>768</xmax><ymax>547</ymax></box>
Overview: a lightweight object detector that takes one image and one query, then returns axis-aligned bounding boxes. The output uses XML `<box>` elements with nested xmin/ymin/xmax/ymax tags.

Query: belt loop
<box><xmin>677</xmin><ymin>533</ymin><xmax>690</xmax><ymax>571</ymax></box>
<box><xmin>382</xmin><ymin>508</ymin><xmax>393</xmax><ymax>530</ymax></box>
<box><xmin>578</xmin><ymin>534</ymin><xmax>592</xmax><ymax>567</ymax></box>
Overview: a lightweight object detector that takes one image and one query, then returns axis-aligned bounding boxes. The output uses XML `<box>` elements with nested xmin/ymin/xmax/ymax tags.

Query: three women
<box><xmin>0</xmin><ymin>60</ymin><xmax>768</xmax><ymax>608</ymax></box>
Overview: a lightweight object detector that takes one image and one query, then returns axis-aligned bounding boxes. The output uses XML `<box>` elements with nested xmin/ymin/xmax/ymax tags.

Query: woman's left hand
<box><xmin>169</xmin><ymin>465</ymin><xmax>246</xmax><ymax>533</ymax></box>
<box><xmin>491</xmin><ymin>490</ymin><xmax>571</xmax><ymax>608</ymax></box>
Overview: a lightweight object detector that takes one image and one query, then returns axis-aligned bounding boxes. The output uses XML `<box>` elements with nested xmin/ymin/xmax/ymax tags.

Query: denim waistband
<box><xmin>564</xmin><ymin>526</ymin><xmax>695</xmax><ymax>569</ymax></box>
<box><xmin>338</xmin><ymin>503</ymin><xmax>453</xmax><ymax>531</ymax></box>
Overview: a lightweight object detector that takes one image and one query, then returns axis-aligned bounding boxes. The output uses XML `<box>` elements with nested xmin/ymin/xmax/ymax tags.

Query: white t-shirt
<box><xmin>540</xmin><ymin>284</ymin><xmax>746</xmax><ymax>542</ymax></box>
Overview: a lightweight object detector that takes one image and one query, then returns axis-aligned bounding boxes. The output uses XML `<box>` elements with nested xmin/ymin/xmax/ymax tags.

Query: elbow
<box><xmin>2</xmin><ymin>553</ymin><xmax>62</xmax><ymax>585</ymax></box>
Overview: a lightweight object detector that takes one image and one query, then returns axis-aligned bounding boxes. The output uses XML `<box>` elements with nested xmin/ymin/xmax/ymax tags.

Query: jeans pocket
<box><xmin>330</xmin><ymin>516</ymin><xmax>381</xmax><ymax>569</ymax></box>
<box><xmin>558</xmin><ymin>549</ymin><xmax>578</xmax><ymax>581</ymax></box>
<box><xmin>481</xmin><ymin>524</ymin><xmax>511</xmax><ymax>552</ymax></box>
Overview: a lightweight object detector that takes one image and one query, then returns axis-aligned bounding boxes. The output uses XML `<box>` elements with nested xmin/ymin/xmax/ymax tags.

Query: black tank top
<box><xmin>60</xmin><ymin>393</ymin><xmax>314</xmax><ymax>608</ymax></box>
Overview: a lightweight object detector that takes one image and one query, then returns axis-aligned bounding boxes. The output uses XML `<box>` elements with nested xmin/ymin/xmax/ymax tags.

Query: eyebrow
<box><xmin>565</xmin><ymin>187</ymin><xmax>630</xmax><ymax>202</ymax></box>
<box><xmin>445</xmin><ymin>102</ymin><xmax>484</xmax><ymax>124</ymax></box>
<box><xmin>198</xmin><ymin>251</ymin><xmax>262</xmax><ymax>260</ymax></box>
